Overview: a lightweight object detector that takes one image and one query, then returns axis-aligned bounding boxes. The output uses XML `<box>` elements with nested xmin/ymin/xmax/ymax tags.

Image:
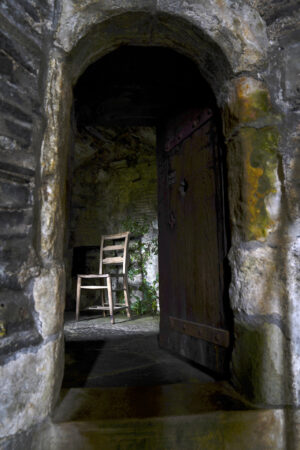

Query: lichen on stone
<box><xmin>229</xmin><ymin>124</ymin><xmax>279</xmax><ymax>241</ymax></box>
<box><xmin>235</xmin><ymin>78</ymin><xmax>273</xmax><ymax>122</ymax></box>
<box><xmin>242</xmin><ymin>126</ymin><xmax>279</xmax><ymax>240</ymax></box>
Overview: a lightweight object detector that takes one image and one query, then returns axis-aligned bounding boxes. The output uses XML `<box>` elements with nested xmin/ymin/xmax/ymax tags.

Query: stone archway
<box><xmin>36</xmin><ymin>5</ymin><xmax>288</xmax><ymax>423</ymax></box>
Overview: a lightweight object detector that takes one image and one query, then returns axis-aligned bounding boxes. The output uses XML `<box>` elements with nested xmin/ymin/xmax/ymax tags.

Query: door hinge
<box><xmin>165</xmin><ymin>109</ymin><xmax>213</xmax><ymax>152</ymax></box>
<box><xmin>169</xmin><ymin>316</ymin><xmax>229</xmax><ymax>348</ymax></box>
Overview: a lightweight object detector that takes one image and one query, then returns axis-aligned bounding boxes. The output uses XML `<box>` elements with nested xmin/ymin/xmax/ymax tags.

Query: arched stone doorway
<box><xmin>37</xmin><ymin>7</ymin><xmax>285</xmax><ymax>414</ymax></box>
<box><xmin>68</xmin><ymin>45</ymin><xmax>231</xmax><ymax>375</ymax></box>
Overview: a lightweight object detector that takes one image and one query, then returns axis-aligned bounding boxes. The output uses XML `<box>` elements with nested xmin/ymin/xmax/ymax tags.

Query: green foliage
<box><xmin>132</xmin><ymin>275</ymin><xmax>159</xmax><ymax>315</ymax></box>
<box><xmin>121</xmin><ymin>217</ymin><xmax>159</xmax><ymax>315</ymax></box>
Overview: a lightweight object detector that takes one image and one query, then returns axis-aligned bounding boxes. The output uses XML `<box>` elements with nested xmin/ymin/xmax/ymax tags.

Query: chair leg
<box><xmin>101</xmin><ymin>290</ymin><xmax>106</xmax><ymax>317</ymax></box>
<box><xmin>76</xmin><ymin>276</ymin><xmax>82</xmax><ymax>321</ymax></box>
<box><xmin>123</xmin><ymin>276</ymin><xmax>131</xmax><ymax>319</ymax></box>
<box><xmin>107</xmin><ymin>276</ymin><xmax>114</xmax><ymax>324</ymax></box>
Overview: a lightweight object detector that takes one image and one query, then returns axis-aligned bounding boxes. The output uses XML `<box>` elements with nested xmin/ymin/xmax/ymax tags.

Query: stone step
<box><xmin>35</xmin><ymin>409</ymin><xmax>285</xmax><ymax>450</ymax></box>
<box><xmin>32</xmin><ymin>383</ymin><xmax>286</xmax><ymax>449</ymax></box>
<box><xmin>52</xmin><ymin>381</ymin><xmax>251</xmax><ymax>423</ymax></box>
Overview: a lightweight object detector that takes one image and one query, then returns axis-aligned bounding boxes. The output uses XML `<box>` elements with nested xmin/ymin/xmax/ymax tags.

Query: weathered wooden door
<box><xmin>157</xmin><ymin>107</ymin><xmax>230</xmax><ymax>375</ymax></box>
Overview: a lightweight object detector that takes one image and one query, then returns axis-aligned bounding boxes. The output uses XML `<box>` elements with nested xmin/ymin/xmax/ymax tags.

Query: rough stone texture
<box><xmin>0</xmin><ymin>0</ymin><xmax>66</xmax><ymax>441</ymax></box>
<box><xmin>39</xmin><ymin>55</ymin><xmax>72</xmax><ymax>262</ymax></box>
<box><xmin>36</xmin><ymin>0</ymin><xmax>300</xmax><ymax>410</ymax></box>
<box><xmin>55</xmin><ymin>0</ymin><xmax>268</xmax><ymax>73</ymax></box>
<box><xmin>0</xmin><ymin>0</ymin><xmax>54</xmax><ymax>333</ymax></box>
<box><xmin>64</xmin><ymin>11</ymin><xmax>234</xmax><ymax>95</ymax></box>
<box><xmin>242</xmin><ymin>124</ymin><xmax>279</xmax><ymax>239</ymax></box>
<box><xmin>33</xmin><ymin>409</ymin><xmax>286</xmax><ymax>450</ymax></box>
<box><xmin>232</xmin><ymin>321</ymin><xmax>287</xmax><ymax>405</ymax></box>
<box><xmin>0</xmin><ymin>0</ymin><xmax>54</xmax><ymax>350</ymax></box>
<box><xmin>0</xmin><ymin>333</ymin><xmax>64</xmax><ymax>439</ymax></box>
<box><xmin>229</xmin><ymin>245</ymin><xmax>285</xmax><ymax>317</ymax></box>
<box><xmin>0</xmin><ymin>0</ymin><xmax>299</xmax><ymax>443</ymax></box>
<box><xmin>33</xmin><ymin>266</ymin><xmax>65</xmax><ymax>338</ymax></box>
<box><xmin>224</xmin><ymin>77</ymin><xmax>281</xmax><ymax>242</ymax></box>
<box><xmin>287</xmin><ymin>233</ymin><xmax>300</xmax><ymax>406</ymax></box>
<box><xmin>224</xmin><ymin>77</ymin><xmax>280</xmax><ymax>132</ymax></box>
<box><xmin>70</xmin><ymin>127</ymin><xmax>157</xmax><ymax>246</ymax></box>
<box><xmin>221</xmin><ymin>64</ymin><xmax>298</xmax><ymax>406</ymax></box>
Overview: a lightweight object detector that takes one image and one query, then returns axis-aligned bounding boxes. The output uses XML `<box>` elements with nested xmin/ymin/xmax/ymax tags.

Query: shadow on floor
<box><xmin>63</xmin><ymin>312</ymin><xmax>216</xmax><ymax>389</ymax></box>
<box><xmin>61</xmin><ymin>312</ymin><xmax>250</xmax><ymax>421</ymax></box>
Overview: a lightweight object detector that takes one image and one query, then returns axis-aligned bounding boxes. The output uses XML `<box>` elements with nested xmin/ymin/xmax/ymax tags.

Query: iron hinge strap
<box><xmin>169</xmin><ymin>316</ymin><xmax>230</xmax><ymax>348</ymax></box>
<box><xmin>164</xmin><ymin>109</ymin><xmax>213</xmax><ymax>152</ymax></box>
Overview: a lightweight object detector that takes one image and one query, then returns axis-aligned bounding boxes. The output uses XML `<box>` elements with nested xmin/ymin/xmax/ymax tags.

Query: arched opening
<box><xmin>32</xmin><ymin>10</ymin><xmax>285</xmax><ymax>426</ymax></box>
<box><xmin>61</xmin><ymin>46</ymin><xmax>232</xmax><ymax>393</ymax></box>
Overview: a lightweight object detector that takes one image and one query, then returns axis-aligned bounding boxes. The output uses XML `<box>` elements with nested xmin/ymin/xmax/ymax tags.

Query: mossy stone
<box><xmin>230</xmin><ymin>126</ymin><xmax>280</xmax><ymax>241</ymax></box>
<box><xmin>232</xmin><ymin>321</ymin><xmax>286</xmax><ymax>405</ymax></box>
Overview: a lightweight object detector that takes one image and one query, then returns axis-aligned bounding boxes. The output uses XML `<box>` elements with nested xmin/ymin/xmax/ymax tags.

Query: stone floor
<box><xmin>63</xmin><ymin>312</ymin><xmax>216</xmax><ymax>388</ymax></box>
<box><xmin>29</xmin><ymin>312</ymin><xmax>299</xmax><ymax>449</ymax></box>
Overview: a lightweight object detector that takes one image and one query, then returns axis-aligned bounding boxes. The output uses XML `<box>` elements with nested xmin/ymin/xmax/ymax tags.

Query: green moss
<box><xmin>250</xmin><ymin>90</ymin><xmax>271</xmax><ymax>114</ymax></box>
<box><xmin>235</xmin><ymin>79</ymin><xmax>273</xmax><ymax>123</ymax></box>
<box><xmin>238</xmin><ymin>126</ymin><xmax>280</xmax><ymax>241</ymax></box>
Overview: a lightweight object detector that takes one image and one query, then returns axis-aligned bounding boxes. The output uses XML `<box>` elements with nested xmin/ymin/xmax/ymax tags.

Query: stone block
<box><xmin>0</xmin><ymin>328</ymin><xmax>42</xmax><ymax>364</ymax></box>
<box><xmin>0</xmin><ymin>334</ymin><xmax>64</xmax><ymax>438</ymax></box>
<box><xmin>33</xmin><ymin>265</ymin><xmax>65</xmax><ymax>338</ymax></box>
<box><xmin>0</xmin><ymin>134</ymin><xmax>29</xmax><ymax>154</ymax></box>
<box><xmin>0</xmin><ymin>180</ymin><xmax>31</xmax><ymax>209</ymax></box>
<box><xmin>0</xmin><ymin>51</ymin><xmax>13</xmax><ymax>76</ymax></box>
<box><xmin>231</xmin><ymin>320</ymin><xmax>288</xmax><ymax>405</ymax></box>
<box><xmin>252</xmin><ymin>0</ymin><xmax>299</xmax><ymax>26</ymax></box>
<box><xmin>0</xmin><ymin>235</ymin><xmax>33</xmax><ymax>266</ymax></box>
<box><xmin>229</xmin><ymin>245</ymin><xmax>285</xmax><ymax>316</ymax></box>
<box><xmin>0</xmin><ymin>0</ymin><xmax>47</xmax><ymax>46</ymax></box>
<box><xmin>0</xmin><ymin>29</ymin><xmax>37</xmax><ymax>75</ymax></box>
<box><xmin>3</xmin><ymin>117</ymin><xmax>32</xmax><ymax>146</ymax></box>
<box><xmin>0</xmin><ymin>79</ymin><xmax>32</xmax><ymax>112</ymax></box>
<box><xmin>0</xmin><ymin>99</ymin><xmax>32</xmax><ymax>125</ymax></box>
<box><xmin>0</xmin><ymin>143</ymin><xmax>36</xmax><ymax>171</ymax></box>
<box><xmin>223</xmin><ymin>77</ymin><xmax>276</xmax><ymax>135</ymax></box>
<box><xmin>0</xmin><ymin>209</ymin><xmax>32</xmax><ymax>238</ymax></box>
<box><xmin>0</xmin><ymin>289</ymin><xmax>35</xmax><ymax>334</ymax></box>
<box><xmin>284</xmin><ymin>43</ymin><xmax>300</xmax><ymax>102</ymax></box>
<box><xmin>227</xmin><ymin>126</ymin><xmax>280</xmax><ymax>241</ymax></box>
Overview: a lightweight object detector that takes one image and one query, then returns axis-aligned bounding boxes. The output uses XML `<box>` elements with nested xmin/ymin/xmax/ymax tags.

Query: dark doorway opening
<box><xmin>63</xmin><ymin>46</ymin><xmax>232</xmax><ymax>391</ymax></box>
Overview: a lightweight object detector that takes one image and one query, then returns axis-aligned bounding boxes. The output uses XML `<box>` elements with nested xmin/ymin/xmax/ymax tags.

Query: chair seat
<box><xmin>78</xmin><ymin>274</ymin><xmax>109</xmax><ymax>278</ymax></box>
<box><xmin>84</xmin><ymin>305</ymin><xmax>128</xmax><ymax>311</ymax></box>
<box><xmin>78</xmin><ymin>273</ymin><xmax>127</xmax><ymax>278</ymax></box>
<box><xmin>80</xmin><ymin>286</ymin><xmax>108</xmax><ymax>289</ymax></box>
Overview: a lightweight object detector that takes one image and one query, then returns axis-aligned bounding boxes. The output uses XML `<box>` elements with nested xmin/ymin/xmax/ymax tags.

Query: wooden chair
<box><xmin>75</xmin><ymin>232</ymin><xmax>131</xmax><ymax>324</ymax></box>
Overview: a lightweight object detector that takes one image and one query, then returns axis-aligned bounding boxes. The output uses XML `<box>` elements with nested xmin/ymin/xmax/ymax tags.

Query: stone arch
<box><xmin>66</xmin><ymin>11</ymin><xmax>233</xmax><ymax>94</ymax></box>
<box><xmin>36</xmin><ymin>6</ymin><xmax>285</xmax><ymax>416</ymax></box>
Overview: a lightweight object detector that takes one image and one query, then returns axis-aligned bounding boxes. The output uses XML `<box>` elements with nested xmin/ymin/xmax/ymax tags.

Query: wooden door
<box><xmin>157</xmin><ymin>107</ymin><xmax>230</xmax><ymax>375</ymax></box>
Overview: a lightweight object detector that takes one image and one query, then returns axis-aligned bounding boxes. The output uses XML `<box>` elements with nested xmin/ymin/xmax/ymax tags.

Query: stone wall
<box><xmin>0</xmin><ymin>0</ymin><xmax>50</xmax><ymax>349</ymax></box>
<box><xmin>223</xmin><ymin>4</ymin><xmax>300</xmax><ymax>405</ymax></box>
<box><xmin>0</xmin><ymin>0</ymin><xmax>64</xmax><ymax>442</ymax></box>
<box><xmin>0</xmin><ymin>0</ymin><xmax>299</xmax><ymax>442</ymax></box>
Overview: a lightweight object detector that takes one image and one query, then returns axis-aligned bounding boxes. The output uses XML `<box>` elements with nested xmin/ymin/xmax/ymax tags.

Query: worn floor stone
<box><xmin>63</xmin><ymin>313</ymin><xmax>214</xmax><ymax>387</ymax></box>
<box><xmin>36</xmin><ymin>410</ymin><xmax>287</xmax><ymax>450</ymax></box>
<box><xmin>31</xmin><ymin>314</ymin><xmax>289</xmax><ymax>450</ymax></box>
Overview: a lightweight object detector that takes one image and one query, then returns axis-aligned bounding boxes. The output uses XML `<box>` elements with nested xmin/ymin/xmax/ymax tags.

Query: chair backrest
<box><xmin>99</xmin><ymin>232</ymin><xmax>130</xmax><ymax>275</ymax></box>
